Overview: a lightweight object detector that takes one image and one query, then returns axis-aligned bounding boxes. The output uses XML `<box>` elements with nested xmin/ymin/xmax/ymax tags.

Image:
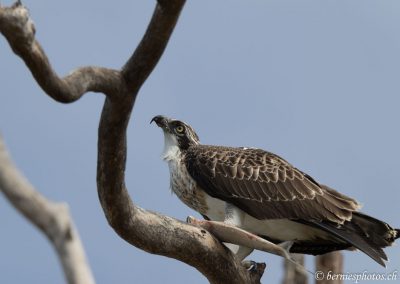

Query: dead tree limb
<box><xmin>0</xmin><ymin>2</ymin><xmax>273</xmax><ymax>283</ymax></box>
<box><xmin>0</xmin><ymin>136</ymin><xmax>95</xmax><ymax>284</ymax></box>
<box><xmin>282</xmin><ymin>255</ymin><xmax>308</xmax><ymax>284</ymax></box>
<box><xmin>315</xmin><ymin>252</ymin><xmax>343</xmax><ymax>284</ymax></box>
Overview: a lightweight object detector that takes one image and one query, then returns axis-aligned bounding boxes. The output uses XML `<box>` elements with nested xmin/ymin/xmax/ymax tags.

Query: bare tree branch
<box><xmin>0</xmin><ymin>2</ymin><xmax>122</xmax><ymax>102</ymax></box>
<box><xmin>0</xmin><ymin>136</ymin><xmax>95</xmax><ymax>284</ymax></box>
<box><xmin>282</xmin><ymin>255</ymin><xmax>308</xmax><ymax>284</ymax></box>
<box><xmin>121</xmin><ymin>0</ymin><xmax>186</xmax><ymax>93</ymax></box>
<box><xmin>0</xmin><ymin>2</ymin><xmax>270</xmax><ymax>283</ymax></box>
<box><xmin>315</xmin><ymin>252</ymin><xmax>343</xmax><ymax>284</ymax></box>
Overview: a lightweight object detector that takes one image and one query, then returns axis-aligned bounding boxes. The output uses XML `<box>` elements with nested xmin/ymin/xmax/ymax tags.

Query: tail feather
<box><xmin>351</xmin><ymin>212</ymin><xmax>399</xmax><ymax>247</ymax></box>
<box><xmin>307</xmin><ymin>186</ymin><xmax>399</xmax><ymax>266</ymax></box>
<box><xmin>307</xmin><ymin>220</ymin><xmax>388</xmax><ymax>267</ymax></box>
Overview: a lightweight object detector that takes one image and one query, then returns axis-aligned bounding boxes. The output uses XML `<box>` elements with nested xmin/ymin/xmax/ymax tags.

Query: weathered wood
<box><xmin>315</xmin><ymin>252</ymin><xmax>343</xmax><ymax>284</ymax></box>
<box><xmin>0</xmin><ymin>1</ymin><xmax>271</xmax><ymax>283</ymax></box>
<box><xmin>0</xmin><ymin>136</ymin><xmax>95</xmax><ymax>284</ymax></box>
<box><xmin>282</xmin><ymin>254</ymin><xmax>308</xmax><ymax>284</ymax></box>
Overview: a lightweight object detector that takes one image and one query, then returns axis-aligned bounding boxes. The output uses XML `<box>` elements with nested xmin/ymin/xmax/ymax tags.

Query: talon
<box><xmin>242</xmin><ymin>260</ymin><xmax>257</xmax><ymax>271</ymax></box>
<box><xmin>186</xmin><ymin>215</ymin><xmax>195</xmax><ymax>224</ymax></box>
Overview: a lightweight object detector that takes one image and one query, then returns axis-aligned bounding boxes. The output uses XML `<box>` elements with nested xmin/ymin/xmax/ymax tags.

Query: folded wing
<box><xmin>185</xmin><ymin>145</ymin><xmax>360</xmax><ymax>224</ymax></box>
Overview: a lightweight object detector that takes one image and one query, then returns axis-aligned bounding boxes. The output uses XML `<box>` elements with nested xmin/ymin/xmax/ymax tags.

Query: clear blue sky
<box><xmin>1</xmin><ymin>1</ymin><xmax>399</xmax><ymax>283</ymax></box>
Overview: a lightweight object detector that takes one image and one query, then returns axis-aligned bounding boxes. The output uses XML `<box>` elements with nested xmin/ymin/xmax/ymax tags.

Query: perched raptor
<box><xmin>151</xmin><ymin>115</ymin><xmax>399</xmax><ymax>266</ymax></box>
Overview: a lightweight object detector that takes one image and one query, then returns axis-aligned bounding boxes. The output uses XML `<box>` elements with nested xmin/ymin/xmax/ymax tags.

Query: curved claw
<box><xmin>244</xmin><ymin>260</ymin><xmax>257</xmax><ymax>271</ymax></box>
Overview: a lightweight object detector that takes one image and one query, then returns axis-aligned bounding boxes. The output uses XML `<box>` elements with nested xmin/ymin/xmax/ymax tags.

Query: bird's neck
<box><xmin>162</xmin><ymin>132</ymin><xmax>182</xmax><ymax>161</ymax></box>
<box><xmin>162</xmin><ymin>144</ymin><xmax>181</xmax><ymax>161</ymax></box>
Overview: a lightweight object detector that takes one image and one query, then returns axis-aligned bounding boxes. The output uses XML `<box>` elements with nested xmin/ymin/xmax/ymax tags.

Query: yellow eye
<box><xmin>176</xmin><ymin>126</ymin><xmax>184</xmax><ymax>133</ymax></box>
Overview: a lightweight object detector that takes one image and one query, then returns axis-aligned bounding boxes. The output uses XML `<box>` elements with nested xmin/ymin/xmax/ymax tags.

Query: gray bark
<box><xmin>0</xmin><ymin>1</ymin><xmax>277</xmax><ymax>283</ymax></box>
<box><xmin>315</xmin><ymin>252</ymin><xmax>343</xmax><ymax>284</ymax></box>
<box><xmin>282</xmin><ymin>254</ymin><xmax>308</xmax><ymax>284</ymax></box>
<box><xmin>0</xmin><ymin>136</ymin><xmax>95</xmax><ymax>284</ymax></box>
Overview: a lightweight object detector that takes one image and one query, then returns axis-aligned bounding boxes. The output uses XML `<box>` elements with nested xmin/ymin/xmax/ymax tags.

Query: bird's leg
<box><xmin>223</xmin><ymin>203</ymin><xmax>254</xmax><ymax>261</ymax></box>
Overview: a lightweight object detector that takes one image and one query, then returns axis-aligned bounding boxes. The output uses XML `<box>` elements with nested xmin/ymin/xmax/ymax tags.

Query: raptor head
<box><xmin>151</xmin><ymin>115</ymin><xmax>200</xmax><ymax>151</ymax></box>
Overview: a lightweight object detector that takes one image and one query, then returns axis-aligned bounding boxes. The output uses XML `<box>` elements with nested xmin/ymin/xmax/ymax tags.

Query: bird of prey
<box><xmin>151</xmin><ymin>115</ymin><xmax>399</xmax><ymax>266</ymax></box>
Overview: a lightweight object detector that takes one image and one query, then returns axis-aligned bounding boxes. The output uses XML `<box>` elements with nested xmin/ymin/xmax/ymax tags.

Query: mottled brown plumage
<box><xmin>185</xmin><ymin>145</ymin><xmax>360</xmax><ymax>224</ymax></box>
<box><xmin>152</xmin><ymin>115</ymin><xmax>400</xmax><ymax>267</ymax></box>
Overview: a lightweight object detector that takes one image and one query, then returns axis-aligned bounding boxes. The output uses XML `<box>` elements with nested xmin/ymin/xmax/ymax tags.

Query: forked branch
<box><xmin>1</xmin><ymin>2</ymin><xmax>271</xmax><ymax>283</ymax></box>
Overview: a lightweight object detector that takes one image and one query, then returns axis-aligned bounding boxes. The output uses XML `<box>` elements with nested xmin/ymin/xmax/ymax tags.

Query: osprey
<box><xmin>151</xmin><ymin>115</ymin><xmax>399</xmax><ymax>266</ymax></box>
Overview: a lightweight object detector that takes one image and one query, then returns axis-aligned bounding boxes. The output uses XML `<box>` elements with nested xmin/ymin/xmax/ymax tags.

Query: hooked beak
<box><xmin>150</xmin><ymin>115</ymin><xmax>169</xmax><ymax>130</ymax></box>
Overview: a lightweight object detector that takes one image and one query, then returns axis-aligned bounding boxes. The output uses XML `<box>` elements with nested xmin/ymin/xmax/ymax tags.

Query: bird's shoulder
<box><xmin>185</xmin><ymin>144</ymin><xmax>292</xmax><ymax>169</ymax></box>
<box><xmin>183</xmin><ymin>144</ymin><xmax>309</xmax><ymax>183</ymax></box>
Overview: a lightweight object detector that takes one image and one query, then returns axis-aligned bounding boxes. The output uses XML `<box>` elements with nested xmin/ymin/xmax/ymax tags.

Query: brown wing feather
<box><xmin>185</xmin><ymin>145</ymin><xmax>360</xmax><ymax>224</ymax></box>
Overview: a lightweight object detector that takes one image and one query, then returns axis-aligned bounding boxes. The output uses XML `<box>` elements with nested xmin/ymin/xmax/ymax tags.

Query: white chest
<box><xmin>160</xmin><ymin>132</ymin><xmax>226</xmax><ymax>219</ymax></box>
